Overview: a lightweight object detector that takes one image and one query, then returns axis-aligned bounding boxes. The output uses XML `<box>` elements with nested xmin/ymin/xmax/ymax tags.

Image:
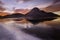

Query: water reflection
<box><xmin>0</xmin><ymin>18</ymin><xmax>60</xmax><ymax>40</ymax></box>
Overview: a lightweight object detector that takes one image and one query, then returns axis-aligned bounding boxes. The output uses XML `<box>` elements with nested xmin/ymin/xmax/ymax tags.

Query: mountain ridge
<box><xmin>0</xmin><ymin>7</ymin><xmax>60</xmax><ymax>24</ymax></box>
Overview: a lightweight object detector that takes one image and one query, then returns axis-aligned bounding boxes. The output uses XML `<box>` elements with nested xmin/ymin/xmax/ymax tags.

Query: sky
<box><xmin>0</xmin><ymin>0</ymin><xmax>60</xmax><ymax>12</ymax></box>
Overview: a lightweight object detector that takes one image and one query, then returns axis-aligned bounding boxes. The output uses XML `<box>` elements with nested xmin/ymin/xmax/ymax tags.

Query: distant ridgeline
<box><xmin>0</xmin><ymin>7</ymin><xmax>60</xmax><ymax>24</ymax></box>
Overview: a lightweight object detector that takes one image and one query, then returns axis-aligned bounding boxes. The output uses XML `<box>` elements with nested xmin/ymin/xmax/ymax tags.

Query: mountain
<box><xmin>0</xmin><ymin>12</ymin><xmax>9</xmax><ymax>19</ymax></box>
<box><xmin>0</xmin><ymin>12</ymin><xmax>9</xmax><ymax>16</ymax></box>
<box><xmin>0</xmin><ymin>16</ymin><xmax>4</xmax><ymax>19</ymax></box>
<box><xmin>1</xmin><ymin>7</ymin><xmax>60</xmax><ymax>24</ymax></box>
<box><xmin>26</xmin><ymin>7</ymin><xmax>60</xmax><ymax>24</ymax></box>
<box><xmin>4</xmin><ymin>13</ymin><xmax>24</xmax><ymax>18</ymax></box>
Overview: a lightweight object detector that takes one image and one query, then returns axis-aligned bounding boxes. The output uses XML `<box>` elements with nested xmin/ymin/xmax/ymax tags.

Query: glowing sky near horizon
<box><xmin>0</xmin><ymin>0</ymin><xmax>60</xmax><ymax>12</ymax></box>
<box><xmin>0</xmin><ymin>0</ymin><xmax>54</xmax><ymax>10</ymax></box>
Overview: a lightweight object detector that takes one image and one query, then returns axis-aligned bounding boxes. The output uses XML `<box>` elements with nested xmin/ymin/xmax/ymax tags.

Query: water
<box><xmin>0</xmin><ymin>21</ymin><xmax>41</xmax><ymax>40</ymax></box>
<box><xmin>0</xmin><ymin>18</ymin><xmax>60</xmax><ymax>40</ymax></box>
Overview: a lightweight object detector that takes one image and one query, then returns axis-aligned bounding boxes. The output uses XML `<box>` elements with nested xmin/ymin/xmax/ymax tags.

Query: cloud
<box><xmin>0</xmin><ymin>1</ymin><xmax>4</xmax><ymax>5</ymax></box>
<box><xmin>43</xmin><ymin>4</ymin><xmax>60</xmax><ymax>12</ymax></box>
<box><xmin>42</xmin><ymin>0</ymin><xmax>60</xmax><ymax>12</ymax></box>
<box><xmin>0</xmin><ymin>1</ymin><xmax>6</xmax><ymax>12</ymax></box>
<box><xmin>0</xmin><ymin>6</ymin><xmax>6</xmax><ymax>12</ymax></box>
<box><xmin>53</xmin><ymin>0</ymin><xmax>60</xmax><ymax>4</ymax></box>
<box><xmin>16</xmin><ymin>0</ymin><xmax>31</xmax><ymax>3</ymax></box>
<box><xmin>23</xmin><ymin>0</ymin><xmax>31</xmax><ymax>2</ymax></box>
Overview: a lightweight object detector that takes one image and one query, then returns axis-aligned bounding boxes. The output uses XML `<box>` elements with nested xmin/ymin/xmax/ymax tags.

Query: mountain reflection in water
<box><xmin>0</xmin><ymin>18</ymin><xmax>60</xmax><ymax>40</ymax></box>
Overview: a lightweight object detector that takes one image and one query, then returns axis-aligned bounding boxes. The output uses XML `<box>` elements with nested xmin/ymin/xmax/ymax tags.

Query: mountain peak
<box><xmin>32</xmin><ymin>7</ymin><xmax>40</xmax><ymax>10</ymax></box>
<box><xmin>26</xmin><ymin>7</ymin><xmax>46</xmax><ymax>20</ymax></box>
<box><xmin>31</xmin><ymin>7</ymin><xmax>41</xmax><ymax>12</ymax></box>
<box><xmin>26</xmin><ymin>7</ymin><xmax>60</xmax><ymax>24</ymax></box>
